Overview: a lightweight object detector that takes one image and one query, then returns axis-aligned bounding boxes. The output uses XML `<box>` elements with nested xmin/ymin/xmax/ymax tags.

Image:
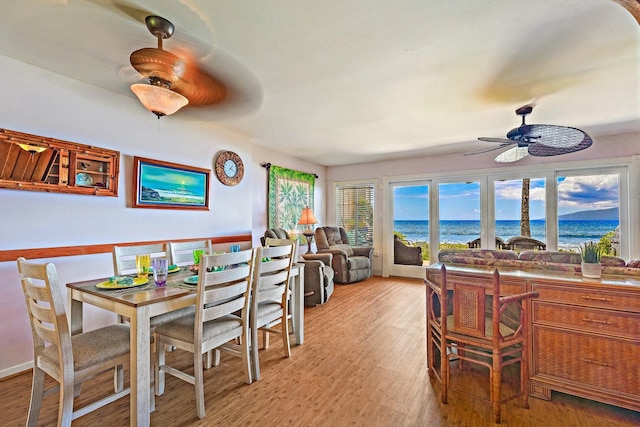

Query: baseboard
<box><xmin>0</xmin><ymin>361</ymin><xmax>32</xmax><ymax>380</ymax></box>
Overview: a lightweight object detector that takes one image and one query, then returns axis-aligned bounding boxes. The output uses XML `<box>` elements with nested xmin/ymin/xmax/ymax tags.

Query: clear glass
<box><xmin>135</xmin><ymin>254</ymin><xmax>151</xmax><ymax>279</ymax></box>
<box><xmin>193</xmin><ymin>249</ymin><xmax>205</xmax><ymax>265</ymax></box>
<box><xmin>152</xmin><ymin>257</ymin><xmax>169</xmax><ymax>287</ymax></box>
<box><xmin>494</xmin><ymin>177</ymin><xmax>546</xmax><ymax>251</ymax></box>
<box><xmin>556</xmin><ymin>173</ymin><xmax>619</xmax><ymax>254</ymax></box>
<box><xmin>438</xmin><ymin>181</ymin><xmax>480</xmax><ymax>251</ymax></box>
<box><xmin>392</xmin><ymin>184</ymin><xmax>429</xmax><ymax>263</ymax></box>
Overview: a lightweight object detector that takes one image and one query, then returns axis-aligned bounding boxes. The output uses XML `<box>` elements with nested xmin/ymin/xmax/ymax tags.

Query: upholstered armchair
<box><xmin>315</xmin><ymin>226</ymin><xmax>373</xmax><ymax>284</ymax></box>
<box><xmin>393</xmin><ymin>235</ymin><xmax>422</xmax><ymax>265</ymax></box>
<box><xmin>262</xmin><ymin>228</ymin><xmax>335</xmax><ymax>306</ymax></box>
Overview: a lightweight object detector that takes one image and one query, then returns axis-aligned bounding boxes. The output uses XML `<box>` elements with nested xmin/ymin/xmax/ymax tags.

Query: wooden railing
<box><xmin>0</xmin><ymin>234</ymin><xmax>252</xmax><ymax>263</ymax></box>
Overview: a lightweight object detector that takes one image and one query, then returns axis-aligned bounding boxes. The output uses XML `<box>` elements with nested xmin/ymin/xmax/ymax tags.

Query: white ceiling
<box><xmin>0</xmin><ymin>0</ymin><xmax>638</xmax><ymax>166</ymax></box>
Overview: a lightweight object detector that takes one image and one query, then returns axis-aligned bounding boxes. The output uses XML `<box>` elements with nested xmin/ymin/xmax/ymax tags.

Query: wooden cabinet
<box><xmin>0</xmin><ymin>128</ymin><xmax>119</xmax><ymax>196</ymax></box>
<box><xmin>426</xmin><ymin>264</ymin><xmax>640</xmax><ymax>413</ymax></box>
<box><xmin>530</xmin><ymin>280</ymin><xmax>640</xmax><ymax>411</ymax></box>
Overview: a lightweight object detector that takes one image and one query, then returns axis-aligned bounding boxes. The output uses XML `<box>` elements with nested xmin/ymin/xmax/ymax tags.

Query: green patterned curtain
<box><xmin>268</xmin><ymin>165</ymin><xmax>315</xmax><ymax>232</ymax></box>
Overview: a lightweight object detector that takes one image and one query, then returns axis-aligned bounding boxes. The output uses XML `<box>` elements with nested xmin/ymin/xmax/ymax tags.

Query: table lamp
<box><xmin>297</xmin><ymin>206</ymin><xmax>319</xmax><ymax>253</ymax></box>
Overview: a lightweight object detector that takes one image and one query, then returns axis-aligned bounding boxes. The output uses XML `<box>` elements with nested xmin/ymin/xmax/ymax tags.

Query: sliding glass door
<box><xmin>390</xmin><ymin>182</ymin><xmax>428</xmax><ymax>275</ymax></box>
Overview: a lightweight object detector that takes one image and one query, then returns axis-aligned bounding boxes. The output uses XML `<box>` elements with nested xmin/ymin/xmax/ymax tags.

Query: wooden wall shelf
<box><xmin>0</xmin><ymin>128</ymin><xmax>119</xmax><ymax>196</ymax></box>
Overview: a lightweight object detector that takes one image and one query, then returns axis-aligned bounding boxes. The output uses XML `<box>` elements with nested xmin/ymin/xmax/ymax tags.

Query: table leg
<box><xmin>130</xmin><ymin>306</ymin><xmax>151</xmax><ymax>427</ymax></box>
<box><xmin>292</xmin><ymin>265</ymin><xmax>304</xmax><ymax>345</ymax></box>
<box><xmin>68</xmin><ymin>292</ymin><xmax>83</xmax><ymax>335</ymax></box>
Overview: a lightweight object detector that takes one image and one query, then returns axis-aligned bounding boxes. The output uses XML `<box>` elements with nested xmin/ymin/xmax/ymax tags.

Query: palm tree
<box><xmin>520</xmin><ymin>178</ymin><xmax>531</xmax><ymax>237</ymax></box>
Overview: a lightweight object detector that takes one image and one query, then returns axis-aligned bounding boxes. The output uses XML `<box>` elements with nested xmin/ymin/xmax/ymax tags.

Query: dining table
<box><xmin>66</xmin><ymin>264</ymin><xmax>304</xmax><ymax>427</ymax></box>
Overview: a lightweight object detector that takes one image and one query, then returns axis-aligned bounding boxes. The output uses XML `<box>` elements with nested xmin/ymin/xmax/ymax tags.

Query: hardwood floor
<box><xmin>2</xmin><ymin>276</ymin><xmax>639</xmax><ymax>426</ymax></box>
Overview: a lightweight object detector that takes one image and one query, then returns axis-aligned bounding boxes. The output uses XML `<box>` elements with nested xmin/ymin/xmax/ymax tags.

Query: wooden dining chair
<box><xmin>251</xmin><ymin>240</ymin><xmax>295</xmax><ymax>381</ymax></box>
<box><xmin>16</xmin><ymin>257</ymin><xmax>131</xmax><ymax>426</ymax></box>
<box><xmin>112</xmin><ymin>243</ymin><xmax>195</xmax><ymax>329</ymax></box>
<box><xmin>425</xmin><ymin>264</ymin><xmax>538</xmax><ymax>424</ymax></box>
<box><xmin>112</xmin><ymin>242</ymin><xmax>195</xmax><ymax>390</ymax></box>
<box><xmin>168</xmin><ymin>239</ymin><xmax>213</xmax><ymax>267</ymax></box>
<box><xmin>154</xmin><ymin>249</ymin><xmax>255</xmax><ymax>419</ymax></box>
<box><xmin>112</xmin><ymin>243</ymin><xmax>168</xmax><ymax>275</ymax></box>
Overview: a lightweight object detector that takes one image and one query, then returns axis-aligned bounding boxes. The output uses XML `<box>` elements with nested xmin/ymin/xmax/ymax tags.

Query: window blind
<box><xmin>335</xmin><ymin>184</ymin><xmax>374</xmax><ymax>246</ymax></box>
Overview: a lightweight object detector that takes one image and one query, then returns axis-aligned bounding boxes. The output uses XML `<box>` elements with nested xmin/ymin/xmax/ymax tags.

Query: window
<box><xmin>430</xmin><ymin>165</ymin><xmax>632</xmax><ymax>258</ymax></box>
<box><xmin>438</xmin><ymin>181</ymin><xmax>480</xmax><ymax>251</ymax></box>
<box><xmin>494</xmin><ymin>177</ymin><xmax>546</xmax><ymax>251</ymax></box>
<box><xmin>392</xmin><ymin>183</ymin><xmax>429</xmax><ymax>263</ymax></box>
<box><xmin>556</xmin><ymin>172</ymin><xmax>620</xmax><ymax>255</ymax></box>
<box><xmin>335</xmin><ymin>184</ymin><xmax>374</xmax><ymax>246</ymax></box>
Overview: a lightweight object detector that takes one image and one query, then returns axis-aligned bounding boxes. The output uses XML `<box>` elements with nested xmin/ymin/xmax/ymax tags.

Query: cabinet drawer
<box><xmin>533</xmin><ymin>327</ymin><xmax>639</xmax><ymax>396</ymax></box>
<box><xmin>531</xmin><ymin>282</ymin><xmax>640</xmax><ymax>312</ymax></box>
<box><xmin>533</xmin><ymin>302</ymin><xmax>640</xmax><ymax>339</ymax></box>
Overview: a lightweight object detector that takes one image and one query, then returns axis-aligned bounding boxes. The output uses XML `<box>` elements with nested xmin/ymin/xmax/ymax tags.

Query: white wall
<box><xmin>0</xmin><ymin>55</ymin><xmax>323</xmax><ymax>376</ymax></box>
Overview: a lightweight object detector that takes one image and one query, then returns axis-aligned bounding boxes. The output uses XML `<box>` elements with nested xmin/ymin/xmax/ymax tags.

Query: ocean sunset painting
<box><xmin>135</xmin><ymin>158</ymin><xmax>209</xmax><ymax>209</ymax></box>
<box><xmin>393</xmin><ymin>173</ymin><xmax>620</xmax><ymax>253</ymax></box>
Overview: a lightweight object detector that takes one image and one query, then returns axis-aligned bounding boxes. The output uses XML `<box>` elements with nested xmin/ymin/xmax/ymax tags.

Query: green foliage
<box><xmin>578</xmin><ymin>241</ymin><xmax>603</xmax><ymax>264</ymax></box>
<box><xmin>394</xmin><ymin>231</ymin><xmax>408</xmax><ymax>242</ymax></box>
<box><xmin>597</xmin><ymin>231</ymin><xmax>615</xmax><ymax>256</ymax></box>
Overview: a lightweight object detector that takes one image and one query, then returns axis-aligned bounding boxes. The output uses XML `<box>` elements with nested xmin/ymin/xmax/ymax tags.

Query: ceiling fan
<box><xmin>129</xmin><ymin>15</ymin><xmax>227</xmax><ymax>118</ymax></box>
<box><xmin>466</xmin><ymin>105</ymin><xmax>593</xmax><ymax>163</ymax></box>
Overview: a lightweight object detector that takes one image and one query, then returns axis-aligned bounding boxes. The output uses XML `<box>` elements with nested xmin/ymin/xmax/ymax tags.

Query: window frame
<box><xmin>380</xmin><ymin>156</ymin><xmax>637</xmax><ymax>277</ymax></box>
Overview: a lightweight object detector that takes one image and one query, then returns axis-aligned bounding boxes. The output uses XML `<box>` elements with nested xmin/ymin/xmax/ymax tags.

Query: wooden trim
<box><xmin>0</xmin><ymin>234</ymin><xmax>252</xmax><ymax>263</ymax></box>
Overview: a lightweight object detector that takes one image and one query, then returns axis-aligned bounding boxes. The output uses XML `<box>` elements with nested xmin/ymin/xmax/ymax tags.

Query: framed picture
<box><xmin>132</xmin><ymin>157</ymin><xmax>210</xmax><ymax>210</ymax></box>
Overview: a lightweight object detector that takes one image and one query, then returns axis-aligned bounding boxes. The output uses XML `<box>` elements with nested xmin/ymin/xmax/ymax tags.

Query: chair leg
<box><xmin>262</xmin><ymin>329</ymin><xmax>270</xmax><ymax>350</ymax></box>
<box><xmin>441</xmin><ymin>347</ymin><xmax>449</xmax><ymax>404</ymax></box>
<box><xmin>155</xmin><ymin>339</ymin><xmax>166</xmax><ymax>396</ymax></box>
<box><xmin>521</xmin><ymin>354</ymin><xmax>530</xmax><ymax>409</ymax></box>
<box><xmin>251</xmin><ymin>326</ymin><xmax>261</xmax><ymax>381</ymax></box>
<box><xmin>281</xmin><ymin>319</ymin><xmax>291</xmax><ymax>359</ymax></box>
<box><xmin>194</xmin><ymin>351</ymin><xmax>205</xmax><ymax>419</ymax></box>
<box><xmin>26</xmin><ymin>367</ymin><xmax>45</xmax><ymax>427</ymax></box>
<box><xmin>241</xmin><ymin>331</ymin><xmax>252</xmax><ymax>384</ymax></box>
<box><xmin>492</xmin><ymin>359</ymin><xmax>502</xmax><ymax>424</ymax></box>
<box><xmin>204</xmin><ymin>350</ymin><xmax>213</xmax><ymax>369</ymax></box>
<box><xmin>114</xmin><ymin>365</ymin><xmax>124</xmax><ymax>393</ymax></box>
<box><xmin>58</xmin><ymin>378</ymin><xmax>75</xmax><ymax>426</ymax></box>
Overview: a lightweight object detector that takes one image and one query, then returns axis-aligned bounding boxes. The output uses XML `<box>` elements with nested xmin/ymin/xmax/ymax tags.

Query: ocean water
<box><xmin>394</xmin><ymin>220</ymin><xmax>618</xmax><ymax>250</ymax></box>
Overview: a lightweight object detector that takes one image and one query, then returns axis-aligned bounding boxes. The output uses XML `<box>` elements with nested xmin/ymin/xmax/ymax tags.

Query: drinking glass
<box><xmin>152</xmin><ymin>257</ymin><xmax>169</xmax><ymax>287</ymax></box>
<box><xmin>135</xmin><ymin>254</ymin><xmax>151</xmax><ymax>279</ymax></box>
<box><xmin>193</xmin><ymin>249</ymin><xmax>205</xmax><ymax>265</ymax></box>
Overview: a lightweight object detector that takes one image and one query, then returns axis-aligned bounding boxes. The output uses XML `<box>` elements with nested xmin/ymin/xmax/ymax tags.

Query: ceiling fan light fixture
<box><xmin>130</xmin><ymin>78</ymin><xmax>188</xmax><ymax>118</ymax></box>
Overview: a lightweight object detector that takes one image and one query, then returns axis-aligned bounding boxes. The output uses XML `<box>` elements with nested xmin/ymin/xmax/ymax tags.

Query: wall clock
<box><xmin>215</xmin><ymin>151</ymin><xmax>244</xmax><ymax>186</ymax></box>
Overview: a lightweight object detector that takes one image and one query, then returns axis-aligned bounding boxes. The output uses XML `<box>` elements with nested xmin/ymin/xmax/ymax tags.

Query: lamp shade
<box><xmin>297</xmin><ymin>206</ymin><xmax>319</xmax><ymax>226</ymax></box>
<box><xmin>131</xmin><ymin>83</ymin><xmax>189</xmax><ymax>118</ymax></box>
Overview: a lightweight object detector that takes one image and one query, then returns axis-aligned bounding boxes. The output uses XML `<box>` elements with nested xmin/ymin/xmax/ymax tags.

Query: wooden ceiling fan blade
<box><xmin>495</xmin><ymin>146</ymin><xmax>529</xmax><ymax>163</ymax></box>
<box><xmin>86</xmin><ymin>0</ymin><xmax>155</xmax><ymax>24</ymax></box>
<box><xmin>477</xmin><ymin>11</ymin><xmax>595</xmax><ymax>105</ymax></box>
<box><xmin>171</xmin><ymin>64</ymin><xmax>227</xmax><ymax>106</ymax></box>
<box><xmin>611</xmin><ymin>0</ymin><xmax>640</xmax><ymax>24</ymax></box>
<box><xmin>130</xmin><ymin>47</ymin><xmax>227</xmax><ymax>106</ymax></box>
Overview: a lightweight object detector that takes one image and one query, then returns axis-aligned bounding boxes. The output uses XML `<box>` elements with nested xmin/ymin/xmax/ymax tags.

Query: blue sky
<box><xmin>393</xmin><ymin>174</ymin><xmax>619</xmax><ymax>221</ymax></box>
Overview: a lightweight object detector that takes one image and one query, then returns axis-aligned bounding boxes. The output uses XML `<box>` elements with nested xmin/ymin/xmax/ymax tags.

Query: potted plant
<box><xmin>578</xmin><ymin>241</ymin><xmax>603</xmax><ymax>279</ymax></box>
